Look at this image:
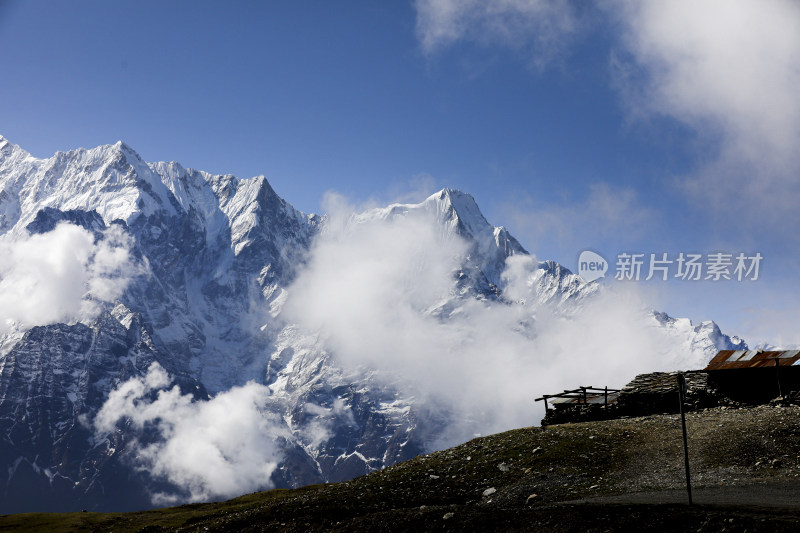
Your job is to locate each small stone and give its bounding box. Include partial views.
[429,475,440,479]
[482,487,497,497]
[443,512,454,520]
[588,485,600,490]
[498,463,510,472]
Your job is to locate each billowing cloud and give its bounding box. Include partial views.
[94,363,286,505]
[0,223,146,334]
[283,199,700,449]
[611,0,800,214]
[414,0,800,224]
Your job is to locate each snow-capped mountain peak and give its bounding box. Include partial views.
[0,136,748,512]
[424,188,494,239]
[0,135,34,172]
[1,139,178,233]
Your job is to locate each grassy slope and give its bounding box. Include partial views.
[4,405,800,532]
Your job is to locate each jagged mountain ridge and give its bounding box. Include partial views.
[0,135,745,512]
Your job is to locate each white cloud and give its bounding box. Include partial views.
[299,399,355,450]
[283,200,698,449]
[610,0,800,214]
[415,0,800,224]
[94,363,286,505]
[414,0,578,68]
[0,223,146,334]
[500,254,538,303]
[613,0,800,160]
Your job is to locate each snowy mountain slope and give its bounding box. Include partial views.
[0,136,320,510]
[1,135,317,389]
[0,135,746,512]
[653,311,747,369]
[0,305,192,512]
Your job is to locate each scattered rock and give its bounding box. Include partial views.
[67,404,800,531]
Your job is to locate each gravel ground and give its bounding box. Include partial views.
[185,404,800,532]
[5,405,800,532]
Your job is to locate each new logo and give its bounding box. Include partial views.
[577,250,608,282]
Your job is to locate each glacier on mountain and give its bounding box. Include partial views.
[0,135,747,512]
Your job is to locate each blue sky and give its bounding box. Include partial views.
[2,0,799,346]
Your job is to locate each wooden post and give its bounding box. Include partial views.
[677,373,692,505]
[604,386,608,409]
[776,358,783,399]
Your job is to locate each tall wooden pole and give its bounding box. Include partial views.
[677,373,693,505]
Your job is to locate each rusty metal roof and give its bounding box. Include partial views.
[705,349,800,370]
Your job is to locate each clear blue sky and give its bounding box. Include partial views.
[2,0,798,346]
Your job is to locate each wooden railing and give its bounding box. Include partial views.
[535,386,621,412]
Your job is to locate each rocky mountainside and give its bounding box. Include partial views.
[0,135,746,512]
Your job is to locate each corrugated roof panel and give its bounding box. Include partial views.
[548,397,574,405]
[726,350,746,362]
[709,351,733,365]
[706,349,800,370]
[738,350,759,361]
[754,351,777,361]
